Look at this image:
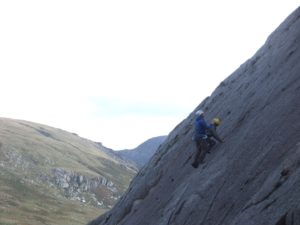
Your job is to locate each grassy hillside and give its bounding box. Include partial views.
[0,167,104,225]
[0,118,137,225]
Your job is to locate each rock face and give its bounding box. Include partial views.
[116,136,167,168]
[50,167,117,205]
[87,7,300,225]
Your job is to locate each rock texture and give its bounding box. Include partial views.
[116,136,167,168]
[87,7,300,225]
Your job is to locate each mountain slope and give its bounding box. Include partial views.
[87,7,300,225]
[0,118,137,225]
[116,136,167,168]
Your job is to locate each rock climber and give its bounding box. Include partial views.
[206,117,224,151]
[192,110,224,168]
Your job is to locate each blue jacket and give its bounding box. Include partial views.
[194,116,210,139]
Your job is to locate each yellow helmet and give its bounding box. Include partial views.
[212,118,221,126]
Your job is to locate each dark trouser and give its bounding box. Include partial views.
[192,137,209,167]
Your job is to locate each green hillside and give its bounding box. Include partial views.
[0,118,137,225]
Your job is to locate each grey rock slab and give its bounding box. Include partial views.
[87,7,300,225]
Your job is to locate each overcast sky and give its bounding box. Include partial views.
[0,1,299,150]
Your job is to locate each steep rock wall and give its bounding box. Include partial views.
[88,7,300,225]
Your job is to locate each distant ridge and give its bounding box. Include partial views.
[116,136,167,168]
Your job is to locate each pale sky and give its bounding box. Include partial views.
[0,1,299,150]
